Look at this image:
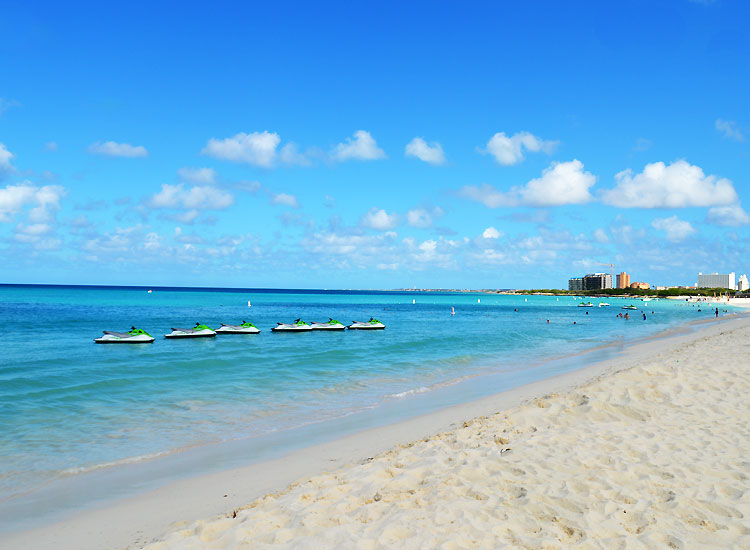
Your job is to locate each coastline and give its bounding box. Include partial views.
[4,314,748,550]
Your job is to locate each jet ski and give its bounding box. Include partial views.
[94,327,155,344]
[621,305,638,310]
[309,318,346,331]
[271,319,312,332]
[215,321,260,334]
[598,302,610,307]
[348,318,386,330]
[577,302,594,308]
[165,323,217,339]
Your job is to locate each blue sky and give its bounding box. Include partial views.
[1,0,748,289]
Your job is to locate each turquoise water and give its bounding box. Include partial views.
[0,285,722,527]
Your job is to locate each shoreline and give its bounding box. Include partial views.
[4,314,748,550]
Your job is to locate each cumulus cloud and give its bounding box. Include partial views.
[44,141,59,152]
[201,131,280,167]
[651,216,696,242]
[361,207,398,230]
[406,206,444,228]
[520,160,595,206]
[483,131,557,165]
[178,167,216,184]
[0,143,15,179]
[88,141,148,157]
[271,193,299,208]
[332,130,386,161]
[405,137,445,165]
[459,160,595,207]
[482,227,502,239]
[602,160,738,208]
[149,184,233,210]
[706,204,750,227]
[0,182,66,223]
[715,119,744,141]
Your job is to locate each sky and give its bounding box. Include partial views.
[1,0,749,289]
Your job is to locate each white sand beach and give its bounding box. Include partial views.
[5,317,749,550]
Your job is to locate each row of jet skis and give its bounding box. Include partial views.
[94,318,385,344]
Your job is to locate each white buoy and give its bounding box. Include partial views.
[412,299,416,304]
[478,298,481,304]
[451,307,455,315]
[524,298,527,302]
[247,301,251,307]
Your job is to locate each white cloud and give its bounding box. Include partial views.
[88,141,148,158]
[0,143,15,179]
[176,210,200,224]
[0,183,65,222]
[44,141,59,152]
[651,216,696,242]
[16,222,52,236]
[178,167,216,184]
[482,226,501,239]
[520,160,595,206]
[593,228,609,243]
[483,131,557,165]
[602,160,738,208]
[361,207,398,230]
[201,131,280,167]
[405,137,445,165]
[406,206,444,228]
[149,184,233,210]
[271,193,299,208]
[459,160,595,207]
[332,130,386,161]
[716,119,744,141]
[706,204,750,227]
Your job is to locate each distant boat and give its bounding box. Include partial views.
[622,305,638,310]
[598,302,610,307]
[577,302,594,307]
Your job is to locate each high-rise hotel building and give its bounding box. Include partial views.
[616,272,630,289]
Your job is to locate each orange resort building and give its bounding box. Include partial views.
[616,272,630,289]
[630,282,650,290]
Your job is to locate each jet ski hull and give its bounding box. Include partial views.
[165,329,217,338]
[347,323,386,330]
[271,325,312,332]
[94,335,154,344]
[309,323,346,331]
[215,326,260,334]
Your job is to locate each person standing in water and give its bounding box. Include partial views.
[715,307,719,318]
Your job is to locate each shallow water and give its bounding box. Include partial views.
[0,285,720,520]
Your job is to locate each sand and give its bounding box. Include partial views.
[137,318,750,549]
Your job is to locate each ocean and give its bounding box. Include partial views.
[0,284,723,531]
